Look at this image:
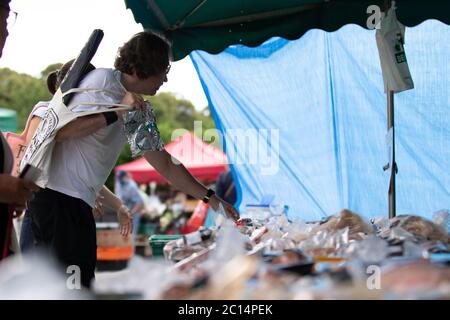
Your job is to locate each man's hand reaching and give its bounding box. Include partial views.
[117,204,133,238]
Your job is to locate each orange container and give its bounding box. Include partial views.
[96,223,134,261]
[97,246,134,261]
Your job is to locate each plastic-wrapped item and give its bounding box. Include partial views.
[164,238,197,262]
[259,223,284,243]
[210,202,228,227]
[389,215,449,243]
[354,235,389,263]
[173,244,215,272]
[268,214,290,230]
[208,219,248,265]
[236,224,255,236]
[330,227,350,251]
[235,218,257,237]
[249,226,268,244]
[298,230,328,257]
[433,209,450,232]
[280,234,298,249]
[380,259,450,298]
[268,202,288,217]
[262,238,288,255]
[310,228,349,255]
[182,227,215,246]
[424,241,450,254]
[162,238,180,259]
[122,102,164,157]
[298,227,350,257]
[172,242,215,262]
[163,229,216,262]
[201,255,259,300]
[371,216,390,234]
[0,251,89,299]
[313,209,373,240]
[402,241,429,259]
[94,256,186,299]
[235,218,253,227]
[386,226,415,242]
[242,204,272,222]
[251,232,297,256]
[283,219,316,243]
[168,245,196,262]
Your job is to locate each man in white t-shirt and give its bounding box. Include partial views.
[28,31,239,289]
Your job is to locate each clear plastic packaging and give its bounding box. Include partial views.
[122,102,164,157]
[354,235,389,263]
[208,219,247,265]
[242,204,272,222]
[94,256,185,299]
[268,214,291,230]
[432,209,450,232]
[371,216,391,234]
[313,209,373,241]
[0,251,89,299]
[262,238,286,255]
[387,226,416,241]
[402,241,429,259]
[210,202,228,227]
[298,227,350,257]
[204,255,260,300]
[389,215,449,243]
[380,259,450,298]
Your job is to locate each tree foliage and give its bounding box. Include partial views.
[40,63,63,79]
[0,68,52,130]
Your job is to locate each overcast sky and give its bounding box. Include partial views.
[0,0,208,109]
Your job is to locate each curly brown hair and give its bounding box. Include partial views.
[114,31,171,79]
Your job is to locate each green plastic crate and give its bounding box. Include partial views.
[148,234,182,257]
[138,222,158,236]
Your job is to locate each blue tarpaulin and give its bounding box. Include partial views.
[190,20,450,222]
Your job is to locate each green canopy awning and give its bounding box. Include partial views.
[125,0,450,61]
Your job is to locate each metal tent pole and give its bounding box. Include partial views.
[387,90,396,218]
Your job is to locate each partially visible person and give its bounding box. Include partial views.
[1,0,39,260]
[215,166,237,205]
[0,134,38,259]
[201,167,237,229]
[115,170,145,235]
[20,60,96,252]
[20,60,133,251]
[0,0,11,57]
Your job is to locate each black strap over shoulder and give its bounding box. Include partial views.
[60,29,104,105]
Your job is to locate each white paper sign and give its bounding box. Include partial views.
[376,2,414,93]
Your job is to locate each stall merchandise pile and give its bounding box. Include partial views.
[94,209,450,300]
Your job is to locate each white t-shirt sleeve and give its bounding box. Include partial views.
[67,68,126,113]
[31,102,49,119]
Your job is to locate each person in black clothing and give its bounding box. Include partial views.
[215,166,237,205]
[0,0,39,260]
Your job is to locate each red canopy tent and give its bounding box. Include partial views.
[115,132,227,184]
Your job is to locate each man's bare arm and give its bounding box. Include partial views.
[55,114,107,141]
